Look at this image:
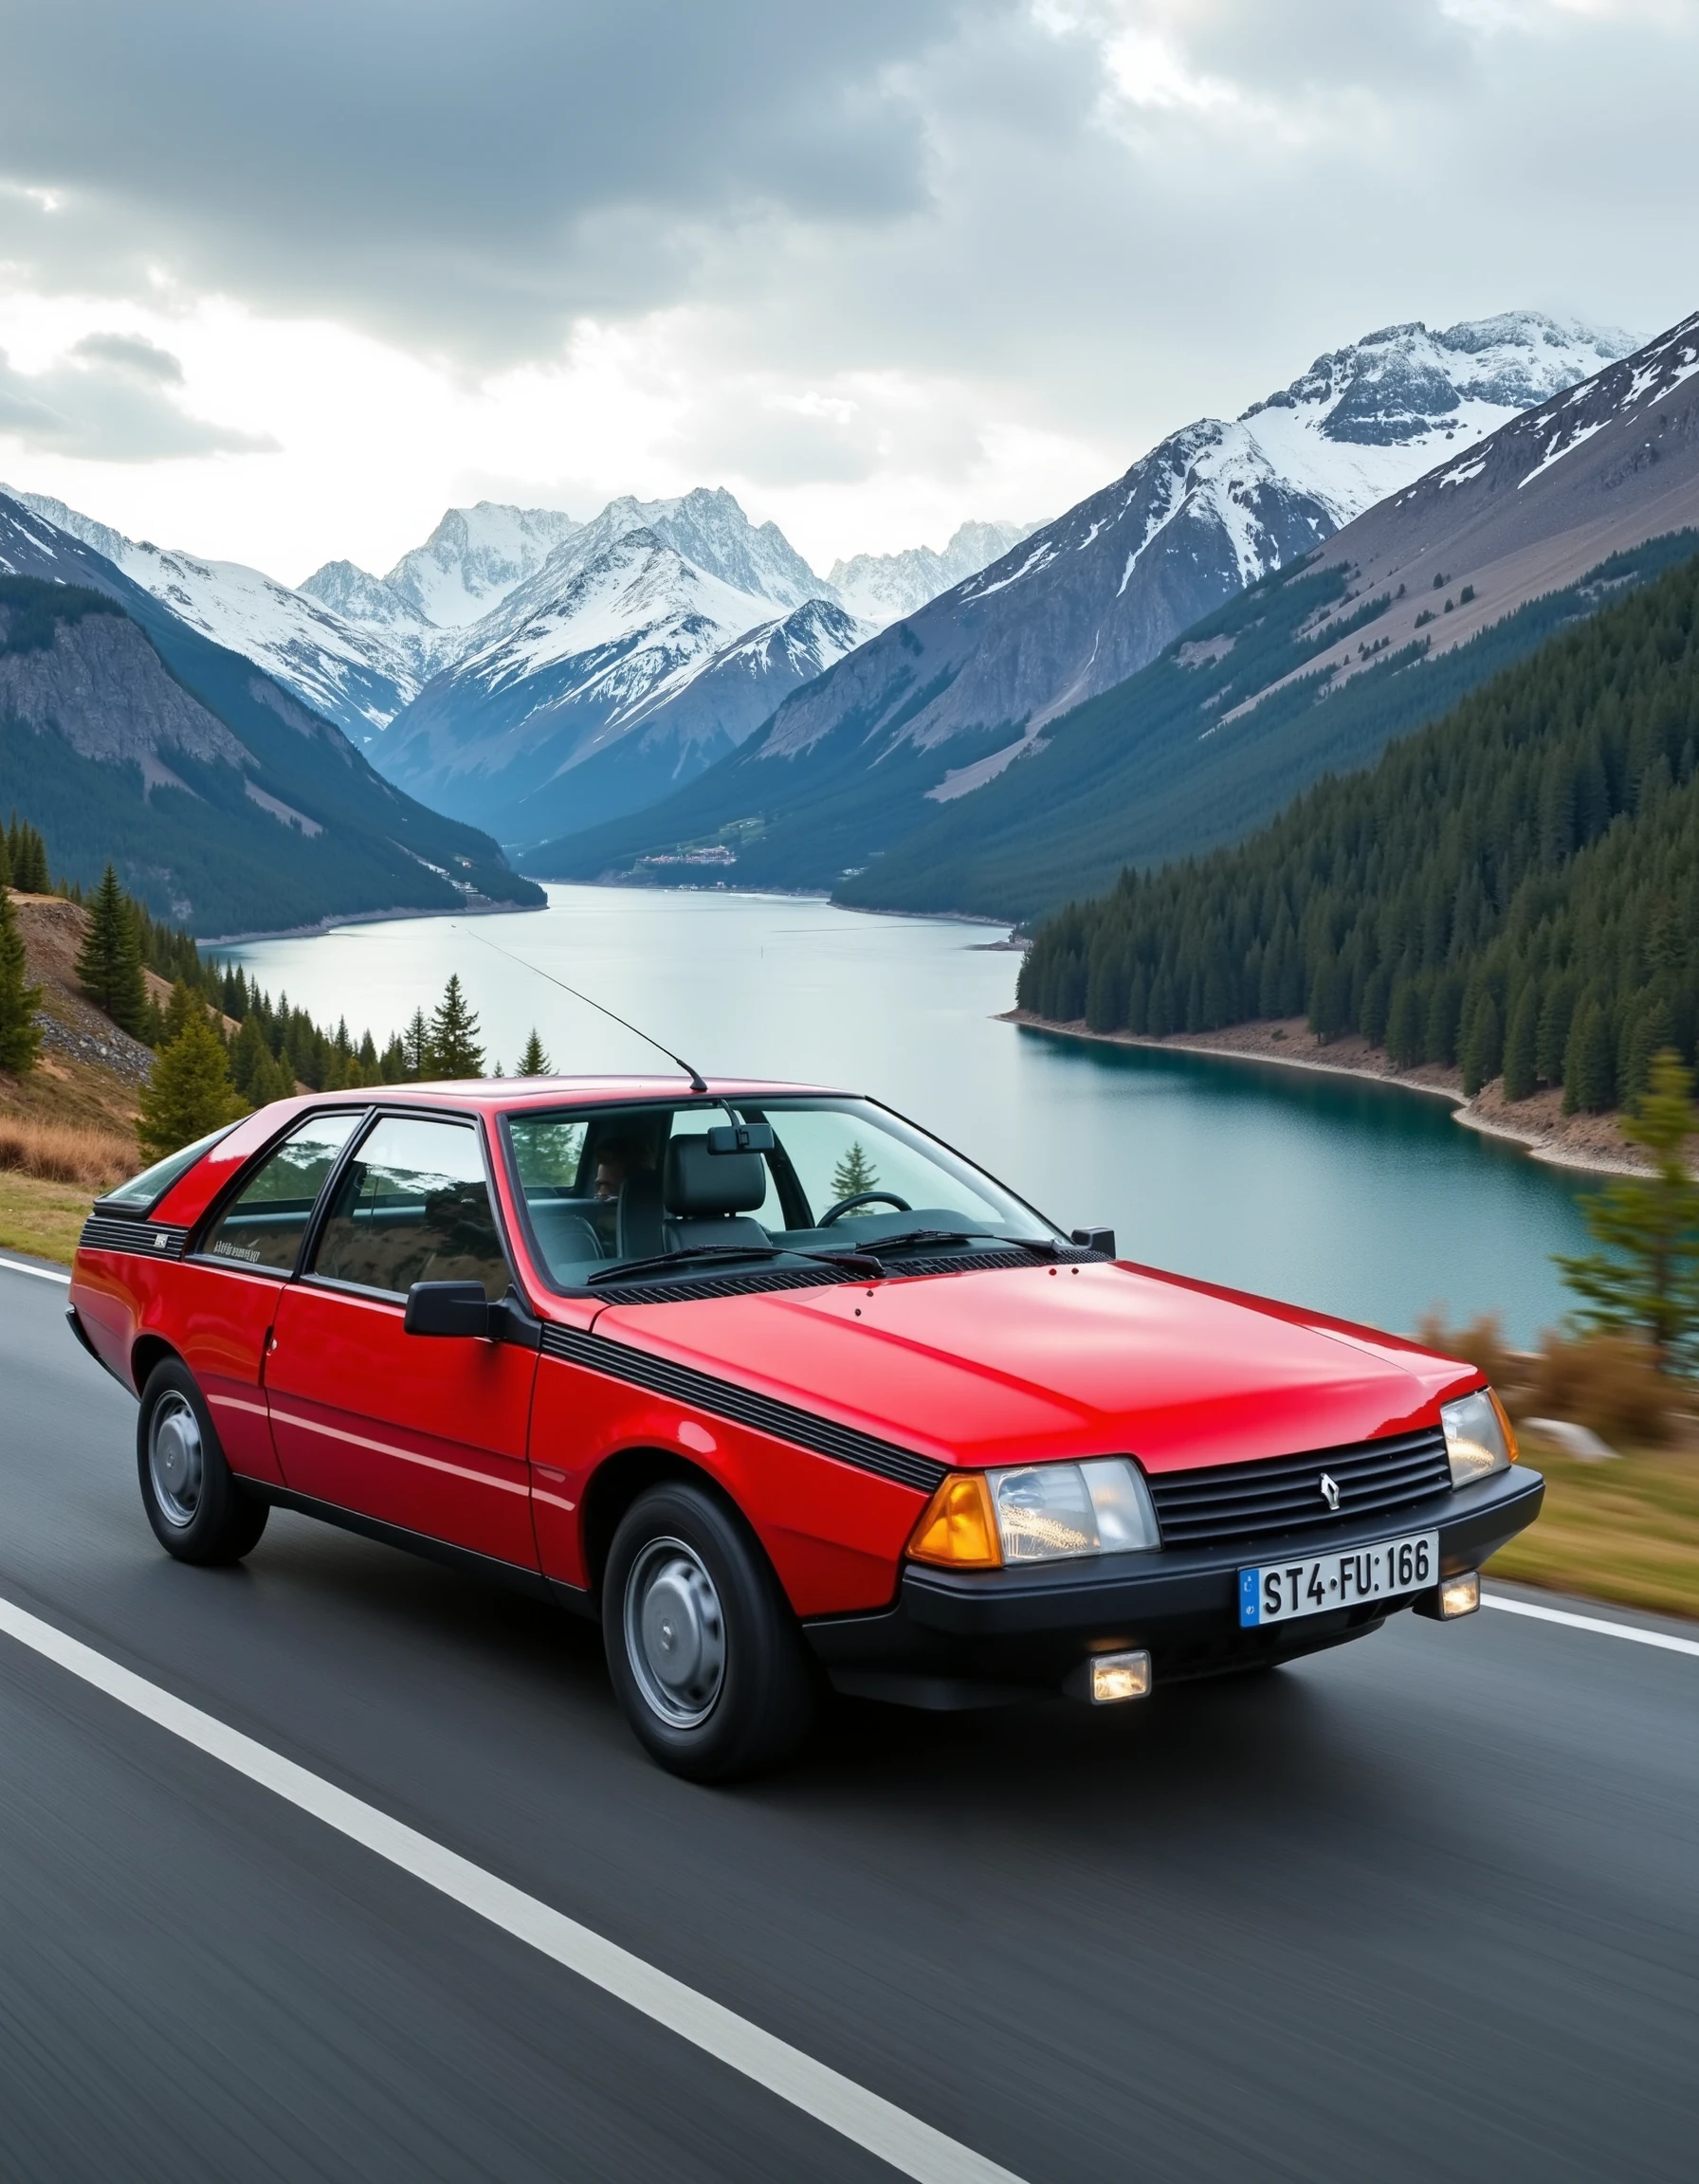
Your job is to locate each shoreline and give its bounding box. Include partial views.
[198,894,547,950]
[527,871,1018,931]
[1001,1010,1646,1176]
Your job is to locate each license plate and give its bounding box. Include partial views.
[1238,1531,1438,1627]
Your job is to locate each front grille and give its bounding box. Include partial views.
[1148,1427,1451,1551]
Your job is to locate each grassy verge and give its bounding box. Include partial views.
[1489,1441,1699,1623]
[0,1170,95,1266]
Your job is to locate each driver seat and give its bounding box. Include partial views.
[661,1137,769,1253]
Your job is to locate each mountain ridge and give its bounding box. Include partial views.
[521,310,1637,893]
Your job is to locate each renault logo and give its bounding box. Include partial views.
[1319,1472,1342,1512]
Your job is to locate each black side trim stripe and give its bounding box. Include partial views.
[79,1216,189,1260]
[541,1323,947,1495]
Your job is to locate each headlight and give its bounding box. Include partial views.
[907,1457,1160,1568]
[1440,1388,1516,1487]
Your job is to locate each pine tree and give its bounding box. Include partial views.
[137,1012,247,1160]
[1556,1051,1699,1370]
[830,1140,881,1201]
[76,864,149,1036]
[227,1013,272,1101]
[0,881,44,1074]
[425,974,484,1078]
[518,1028,551,1076]
[402,1009,429,1081]
[161,978,202,1046]
[1462,992,1502,1097]
[246,1046,299,1106]
[7,820,49,894]
[1503,984,1539,1102]
[0,828,11,890]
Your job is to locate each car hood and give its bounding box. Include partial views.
[590,1260,1478,1475]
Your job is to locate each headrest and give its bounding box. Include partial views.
[664,1136,766,1216]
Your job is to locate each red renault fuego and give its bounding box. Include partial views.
[67,1077,1542,1778]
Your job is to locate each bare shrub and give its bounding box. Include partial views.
[0,1116,137,1192]
[1414,1310,1525,1397]
[1525,1332,1672,1447]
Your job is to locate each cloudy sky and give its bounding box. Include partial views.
[1,0,1694,585]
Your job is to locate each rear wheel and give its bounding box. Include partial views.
[602,1482,815,1781]
[137,1359,269,1565]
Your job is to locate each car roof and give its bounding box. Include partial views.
[283,1075,851,1114]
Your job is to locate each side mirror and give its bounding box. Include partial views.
[1071,1226,1117,1258]
[707,1121,776,1155]
[404,1280,493,1338]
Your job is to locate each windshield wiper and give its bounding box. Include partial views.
[877,1228,1064,1257]
[586,1243,884,1285]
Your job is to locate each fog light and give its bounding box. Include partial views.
[1088,1649,1151,1703]
[1437,1571,1480,1620]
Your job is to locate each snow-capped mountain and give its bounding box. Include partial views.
[755,314,1635,773]
[3,487,424,740]
[830,520,1040,629]
[501,595,867,840]
[527,310,1639,888]
[0,472,1033,837]
[374,503,868,841]
[300,500,584,678]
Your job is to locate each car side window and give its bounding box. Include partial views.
[310,1115,511,1301]
[199,1112,363,1273]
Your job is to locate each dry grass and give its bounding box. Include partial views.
[0,1114,137,1192]
[0,1169,99,1266]
[1489,1442,1699,1623]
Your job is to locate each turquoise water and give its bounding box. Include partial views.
[230,884,1600,1344]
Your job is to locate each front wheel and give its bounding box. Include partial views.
[602,1482,815,1781]
[137,1359,269,1565]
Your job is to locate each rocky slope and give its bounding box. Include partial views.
[6,487,423,741]
[0,518,541,935]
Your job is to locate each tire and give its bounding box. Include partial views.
[602,1481,815,1782]
[137,1358,270,1565]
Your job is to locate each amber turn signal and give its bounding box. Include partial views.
[905,1472,1002,1568]
[1489,1387,1520,1465]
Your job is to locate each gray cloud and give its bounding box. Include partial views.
[0,1,971,357]
[0,340,275,460]
[2,2,1697,511]
[69,331,186,382]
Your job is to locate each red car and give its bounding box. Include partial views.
[67,1078,1542,1778]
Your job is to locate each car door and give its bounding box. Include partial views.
[181,1109,367,1483]
[265,1110,540,1569]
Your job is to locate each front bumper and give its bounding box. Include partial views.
[804,1465,1544,1708]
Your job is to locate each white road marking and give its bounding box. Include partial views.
[1483,1592,1699,1658]
[0,1257,71,1285]
[0,1592,1024,2184]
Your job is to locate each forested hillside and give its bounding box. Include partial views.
[1018,546,1699,1116]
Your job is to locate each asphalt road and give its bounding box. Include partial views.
[1,1259,1695,2183]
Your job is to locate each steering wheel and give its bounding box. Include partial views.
[819,1191,912,1227]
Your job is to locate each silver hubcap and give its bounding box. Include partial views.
[149,1392,204,1527]
[624,1538,726,1728]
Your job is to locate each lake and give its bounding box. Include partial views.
[230,884,1601,1344]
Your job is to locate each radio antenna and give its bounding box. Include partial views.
[455,926,708,1093]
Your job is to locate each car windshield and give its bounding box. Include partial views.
[505,1096,1058,1288]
